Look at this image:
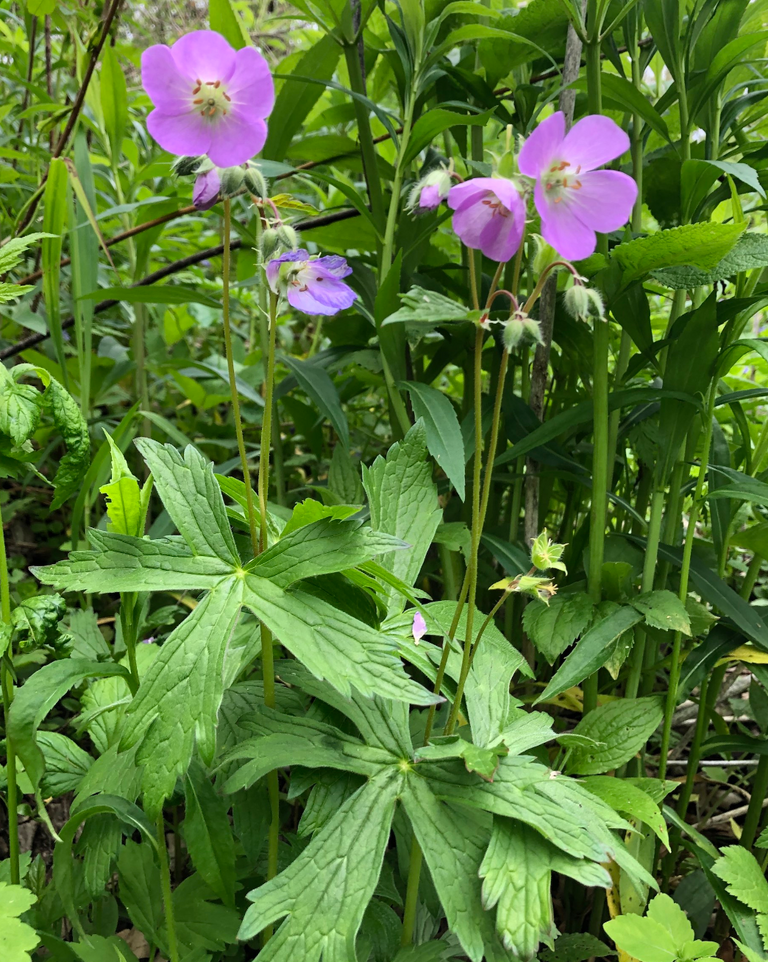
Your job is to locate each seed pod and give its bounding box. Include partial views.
[276,223,300,251]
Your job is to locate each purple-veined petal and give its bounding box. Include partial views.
[518,112,566,176]
[141,45,191,113]
[412,611,427,643]
[560,115,631,171]
[147,109,212,157]
[286,269,358,316]
[477,207,524,262]
[170,30,237,84]
[564,170,638,232]
[315,255,352,278]
[193,169,221,210]
[207,115,268,167]
[487,178,525,219]
[448,177,496,211]
[227,46,275,119]
[451,196,493,250]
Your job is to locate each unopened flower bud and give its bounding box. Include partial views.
[522,318,544,345]
[531,234,558,275]
[244,165,269,199]
[276,223,300,251]
[259,228,280,260]
[564,283,605,322]
[219,166,246,198]
[193,169,220,211]
[408,168,452,211]
[173,155,206,176]
[503,319,524,351]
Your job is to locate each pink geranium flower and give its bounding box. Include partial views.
[447,177,525,262]
[141,31,274,168]
[518,111,637,261]
[266,250,357,316]
[412,611,427,644]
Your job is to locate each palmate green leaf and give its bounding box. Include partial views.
[171,874,240,953]
[77,814,123,900]
[540,933,616,962]
[603,913,677,962]
[120,579,244,816]
[34,531,234,593]
[581,776,671,848]
[281,353,350,449]
[0,367,41,445]
[117,839,164,948]
[183,759,236,908]
[247,518,405,588]
[567,697,664,775]
[45,376,91,509]
[480,819,610,959]
[362,421,442,615]
[135,439,240,562]
[401,384,466,500]
[612,223,744,283]
[243,575,437,704]
[239,772,401,960]
[0,882,40,962]
[8,658,129,794]
[712,846,768,916]
[383,286,481,326]
[38,731,93,797]
[221,709,392,792]
[523,593,596,663]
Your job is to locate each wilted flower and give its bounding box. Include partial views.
[447,177,526,262]
[412,611,427,644]
[266,249,357,316]
[518,111,637,261]
[409,168,452,211]
[193,168,220,210]
[141,31,274,167]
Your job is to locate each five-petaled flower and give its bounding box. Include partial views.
[518,111,637,261]
[266,250,357,316]
[141,31,274,168]
[447,177,526,263]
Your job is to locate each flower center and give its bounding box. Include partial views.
[544,160,583,203]
[191,78,232,120]
[481,193,510,218]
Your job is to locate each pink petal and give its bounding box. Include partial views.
[170,30,237,84]
[537,182,597,260]
[452,197,493,249]
[206,115,268,166]
[564,170,637,232]
[448,178,494,211]
[193,169,220,210]
[518,112,565,176]
[141,45,191,113]
[478,209,523,262]
[228,47,275,120]
[488,177,524,216]
[147,108,212,157]
[287,271,357,316]
[560,115,630,171]
[412,611,427,643]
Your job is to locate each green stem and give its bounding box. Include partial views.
[343,43,385,233]
[742,755,768,851]
[659,384,717,779]
[381,89,416,277]
[400,838,423,946]
[119,592,140,695]
[0,521,18,885]
[625,488,665,698]
[221,199,260,559]
[157,811,180,962]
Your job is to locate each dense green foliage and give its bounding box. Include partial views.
[4,0,768,961]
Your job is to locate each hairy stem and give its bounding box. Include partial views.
[157,811,180,962]
[0,520,18,885]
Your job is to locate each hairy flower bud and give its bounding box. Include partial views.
[276,223,300,252]
[259,228,280,260]
[408,168,452,211]
[564,283,605,322]
[219,165,246,198]
[172,155,206,176]
[502,319,524,351]
[244,165,269,200]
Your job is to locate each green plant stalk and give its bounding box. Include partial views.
[221,200,260,559]
[677,664,725,818]
[742,554,763,601]
[658,385,718,779]
[0,519,18,885]
[119,591,140,695]
[157,811,180,962]
[742,755,768,850]
[343,42,385,233]
[259,291,282,912]
[381,87,416,277]
[400,838,423,946]
[625,488,665,698]
[583,19,608,715]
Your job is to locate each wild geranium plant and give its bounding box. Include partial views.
[3,3,768,962]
